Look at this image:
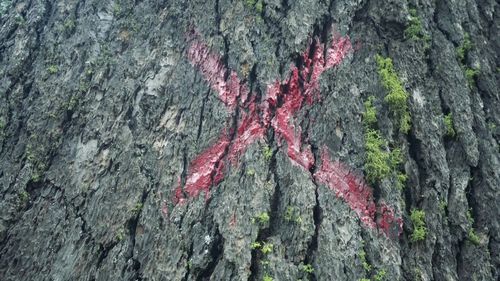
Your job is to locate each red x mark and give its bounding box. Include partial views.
[171,28,402,237]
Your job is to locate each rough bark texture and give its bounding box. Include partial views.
[0,0,499,280]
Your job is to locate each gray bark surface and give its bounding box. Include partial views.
[0,0,498,280]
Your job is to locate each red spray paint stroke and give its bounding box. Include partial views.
[175,29,403,237]
[314,147,377,228]
[182,134,230,200]
[186,39,248,109]
[263,35,353,169]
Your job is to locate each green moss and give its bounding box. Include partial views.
[131,203,143,214]
[439,200,447,213]
[63,19,76,31]
[362,95,406,188]
[375,55,411,134]
[255,0,263,13]
[404,9,423,40]
[116,228,125,241]
[373,269,387,281]
[404,8,431,49]
[301,263,314,274]
[251,241,261,249]
[358,250,372,272]
[466,209,474,224]
[255,212,270,224]
[246,168,256,176]
[263,274,273,281]
[284,206,293,221]
[113,3,122,17]
[47,65,59,74]
[246,0,256,6]
[262,145,273,161]
[260,259,270,266]
[468,228,480,245]
[18,190,29,204]
[443,113,455,137]
[364,129,391,184]
[488,122,496,131]
[456,33,472,63]
[363,96,378,127]
[396,172,408,190]
[410,209,427,242]
[261,242,273,254]
[465,67,480,87]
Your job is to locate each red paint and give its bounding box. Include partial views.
[161,200,169,218]
[229,212,237,227]
[314,147,377,228]
[183,134,230,199]
[175,28,403,236]
[314,147,402,235]
[377,204,404,236]
[187,38,243,109]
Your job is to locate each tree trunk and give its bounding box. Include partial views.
[0,0,498,280]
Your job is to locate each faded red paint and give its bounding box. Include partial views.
[181,134,230,200]
[174,29,403,236]
[377,204,404,236]
[229,212,237,227]
[314,147,377,228]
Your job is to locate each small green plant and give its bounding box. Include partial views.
[364,129,391,184]
[439,200,447,212]
[251,241,262,249]
[375,55,411,133]
[263,274,273,281]
[284,206,294,221]
[66,95,79,111]
[260,259,270,266]
[283,206,302,224]
[468,228,480,245]
[246,0,263,13]
[261,242,273,254]
[116,228,125,241]
[18,190,29,204]
[396,172,407,190]
[262,145,273,161]
[363,96,378,127]
[465,67,480,87]
[373,269,387,281]
[47,65,59,74]
[358,250,372,272]
[466,209,474,224]
[456,33,472,63]
[131,203,143,214]
[254,212,270,224]
[79,80,90,93]
[113,3,122,16]
[410,209,427,242]
[443,113,455,137]
[404,9,430,44]
[85,68,94,76]
[14,14,26,26]
[488,122,497,131]
[301,263,314,274]
[63,19,76,31]
[359,279,371,281]
[246,168,256,176]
